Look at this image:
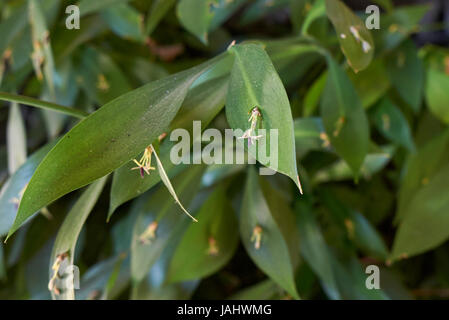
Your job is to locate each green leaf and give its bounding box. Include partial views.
[7,102,26,174]
[320,56,370,176]
[0,242,5,281]
[294,117,326,157]
[373,98,415,151]
[78,0,131,17]
[240,167,300,299]
[425,68,449,124]
[145,0,176,36]
[167,186,238,282]
[387,40,424,113]
[0,140,57,237]
[102,3,145,42]
[49,176,107,300]
[303,71,327,117]
[325,0,374,72]
[226,43,302,192]
[108,75,229,217]
[295,201,341,299]
[301,0,326,35]
[131,165,205,283]
[392,164,449,261]
[348,59,390,109]
[229,280,281,300]
[177,0,215,44]
[7,55,224,239]
[396,129,449,222]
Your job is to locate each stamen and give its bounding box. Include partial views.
[139,221,158,245]
[251,225,263,250]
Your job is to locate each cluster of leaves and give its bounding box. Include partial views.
[0,0,448,300]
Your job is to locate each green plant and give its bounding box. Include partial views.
[0,0,448,300]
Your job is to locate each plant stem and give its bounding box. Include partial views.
[0,92,89,119]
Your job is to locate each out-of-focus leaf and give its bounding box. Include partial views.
[348,59,390,109]
[7,102,26,174]
[145,0,176,36]
[240,0,290,26]
[294,117,326,157]
[109,75,228,217]
[0,140,57,237]
[325,0,374,72]
[392,164,449,261]
[396,129,449,222]
[240,167,300,299]
[295,201,340,299]
[0,242,5,281]
[373,98,415,151]
[8,55,223,239]
[102,3,145,42]
[78,0,131,17]
[131,165,205,283]
[313,145,395,184]
[177,0,214,44]
[387,40,424,113]
[167,187,238,282]
[425,68,449,124]
[226,43,302,192]
[320,55,370,176]
[49,176,107,300]
[229,280,281,300]
[303,71,326,117]
[301,0,326,35]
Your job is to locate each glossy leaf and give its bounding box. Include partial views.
[240,167,300,299]
[49,176,107,300]
[8,55,224,239]
[7,103,27,174]
[325,0,374,72]
[226,43,302,192]
[320,56,370,176]
[108,75,229,216]
[167,187,238,282]
[177,0,214,44]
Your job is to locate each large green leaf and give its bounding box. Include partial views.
[49,176,107,300]
[240,167,300,299]
[396,129,449,222]
[8,55,224,239]
[320,56,370,176]
[226,43,302,192]
[392,164,449,261]
[0,140,57,237]
[325,0,374,72]
[131,165,205,283]
[167,186,238,282]
[108,75,229,217]
[101,3,145,42]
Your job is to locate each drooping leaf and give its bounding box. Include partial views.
[0,140,57,237]
[240,167,300,299]
[325,0,374,72]
[6,102,26,175]
[131,165,205,283]
[373,98,415,151]
[226,43,302,192]
[49,176,108,300]
[320,55,370,176]
[392,164,449,261]
[167,186,238,282]
[8,55,224,239]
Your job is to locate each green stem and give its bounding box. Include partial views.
[0,92,89,119]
